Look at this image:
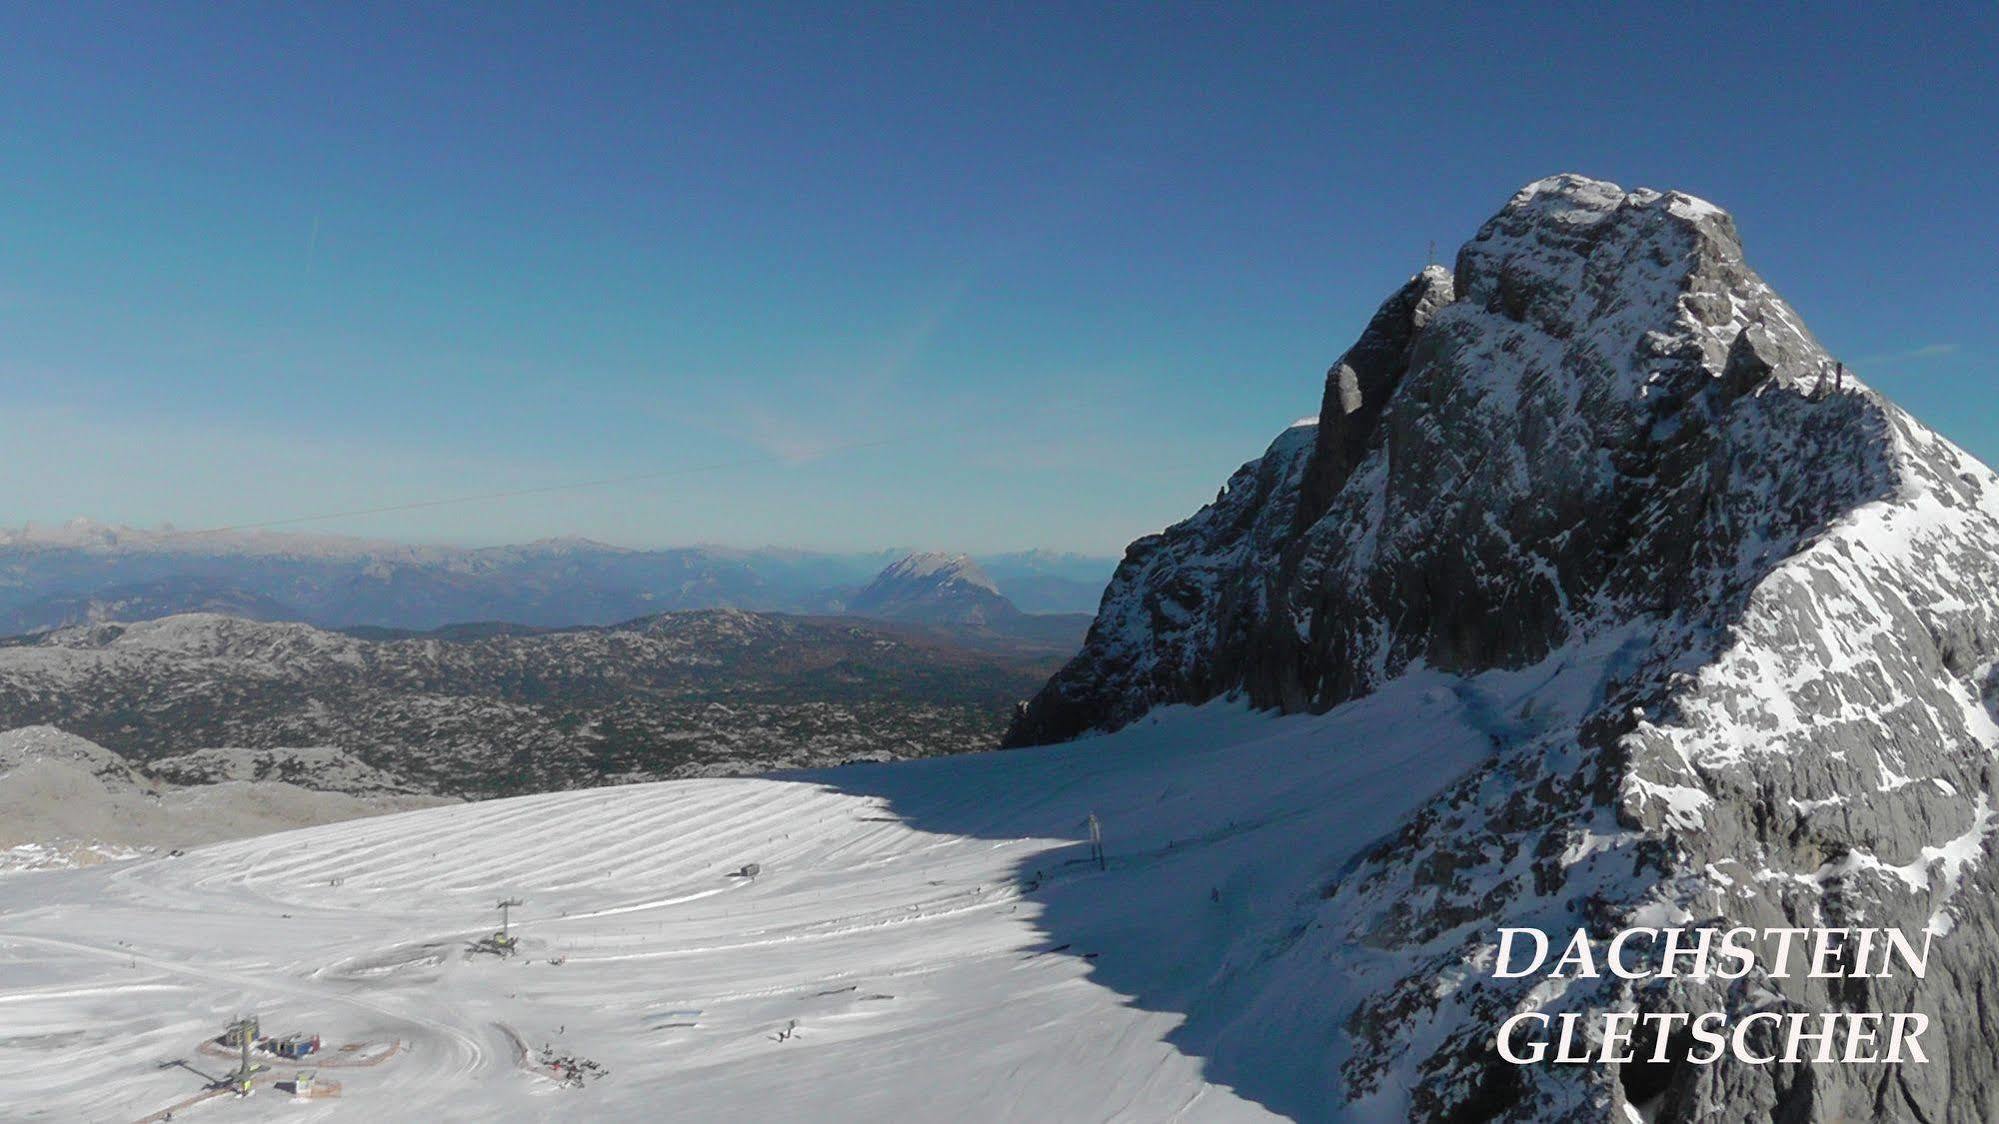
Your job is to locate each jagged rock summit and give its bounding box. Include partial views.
[849,551,1017,625]
[1005,175,1999,1121]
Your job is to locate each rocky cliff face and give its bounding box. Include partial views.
[1005,175,1999,1121]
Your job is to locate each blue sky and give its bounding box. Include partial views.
[2,4,1993,553]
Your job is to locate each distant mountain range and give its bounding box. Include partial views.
[0,521,1115,634]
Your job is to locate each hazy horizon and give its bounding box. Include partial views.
[0,516,1123,563]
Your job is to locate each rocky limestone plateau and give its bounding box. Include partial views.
[0,608,1060,798]
[1007,175,1999,1121]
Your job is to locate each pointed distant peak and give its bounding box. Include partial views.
[879,551,999,594]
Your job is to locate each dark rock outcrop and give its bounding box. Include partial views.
[1295,264,1457,530]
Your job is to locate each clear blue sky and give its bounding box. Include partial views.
[2,4,1993,554]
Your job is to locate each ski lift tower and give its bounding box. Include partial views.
[494,897,524,951]
[221,1015,262,1095]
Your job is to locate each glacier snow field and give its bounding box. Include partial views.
[0,674,1531,1122]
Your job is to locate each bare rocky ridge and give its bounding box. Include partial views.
[0,726,449,871]
[0,724,153,789]
[146,745,429,796]
[1006,175,1999,1121]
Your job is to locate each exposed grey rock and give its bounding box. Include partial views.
[0,725,151,790]
[1005,174,1999,1121]
[146,744,425,796]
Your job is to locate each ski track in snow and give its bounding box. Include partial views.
[0,679,1502,1122]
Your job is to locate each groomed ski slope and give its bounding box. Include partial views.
[0,660,1605,1122]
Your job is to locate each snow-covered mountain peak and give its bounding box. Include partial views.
[1003,176,1999,1119]
[1014,174,1895,743]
